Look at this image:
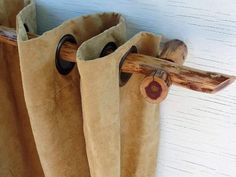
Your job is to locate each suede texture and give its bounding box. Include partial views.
[0,0,160,177]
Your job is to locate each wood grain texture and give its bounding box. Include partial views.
[35,0,236,176]
[124,53,235,93]
[140,69,171,104]
[2,27,233,96]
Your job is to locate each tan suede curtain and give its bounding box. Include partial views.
[0,0,160,177]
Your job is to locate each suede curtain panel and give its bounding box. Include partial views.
[0,0,160,177]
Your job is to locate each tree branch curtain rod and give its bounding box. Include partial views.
[0,26,235,103]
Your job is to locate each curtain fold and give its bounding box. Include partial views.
[77,32,161,177]
[0,0,160,177]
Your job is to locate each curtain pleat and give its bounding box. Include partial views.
[77,32,161,177]
[0,0,160,177]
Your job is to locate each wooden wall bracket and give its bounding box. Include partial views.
[0,26,235,104]
[139,39,186,104]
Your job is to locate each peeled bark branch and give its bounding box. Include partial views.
[0,25,235,96]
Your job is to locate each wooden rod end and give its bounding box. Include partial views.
[140,69,171,104]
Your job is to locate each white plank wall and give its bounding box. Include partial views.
[35,0,236,176]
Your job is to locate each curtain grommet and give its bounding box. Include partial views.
[100,42,117,57]
[23,23,29,32]
[55,34,77,75]
[119,46,137,87]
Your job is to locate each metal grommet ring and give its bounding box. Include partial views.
[55,34,77,75]
[100,42,117,57]
[119,45,137,87]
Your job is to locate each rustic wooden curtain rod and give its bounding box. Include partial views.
[0,26,235,104]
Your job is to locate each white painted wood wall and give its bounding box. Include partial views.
[35,0,236,176]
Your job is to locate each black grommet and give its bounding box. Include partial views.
[100,42,117,57]
[55,34,77,75]
[119,46,137,87]
[23,23,29,32]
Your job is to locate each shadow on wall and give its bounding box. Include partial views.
[35,0,166,38]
